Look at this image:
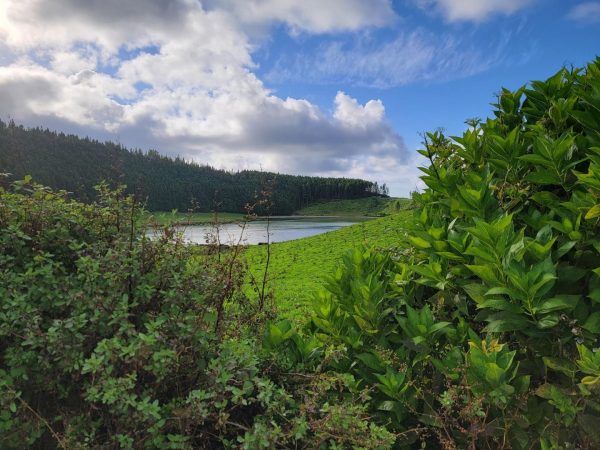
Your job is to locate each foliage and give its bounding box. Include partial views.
[0,178,394,449]
[265,58,600,448]
[0,120,384,214]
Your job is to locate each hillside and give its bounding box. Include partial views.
[0,120,385,214]
[243,211,412,323]
[295,196,412,217]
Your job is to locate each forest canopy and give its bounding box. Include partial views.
[0,120,388,215]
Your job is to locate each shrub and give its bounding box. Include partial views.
[283,58,600,448]
[0,178,396,449]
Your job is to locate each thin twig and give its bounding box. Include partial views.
[17,396,67,450]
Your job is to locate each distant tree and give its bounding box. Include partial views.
[0,119,385,214]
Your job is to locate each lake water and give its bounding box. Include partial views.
[170,216,369,245]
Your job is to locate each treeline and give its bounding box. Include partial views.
[0,120,387,214]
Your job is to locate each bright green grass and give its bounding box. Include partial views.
[244,211,413,323]
[143,211,245,226]
[295,197,412,217]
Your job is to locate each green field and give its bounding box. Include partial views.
[244,211,412,323]
[143,210,245,226]
[143,197,413,227]
[295,196,412,217]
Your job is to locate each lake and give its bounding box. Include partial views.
[169,216,370,245]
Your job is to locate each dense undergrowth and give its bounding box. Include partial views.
[2,57,600,449]
[266,58,600,448]
[0,180,393,449]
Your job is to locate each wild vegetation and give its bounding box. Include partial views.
[0,179,394,449]
[2,58,600,448]
[0,121,386,214]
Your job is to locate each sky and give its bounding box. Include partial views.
[0,1,599,196]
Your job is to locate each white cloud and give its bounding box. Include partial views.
[0,0,414,195]
[203,0,396,33]
[266,30,511,88]
[416,0,533,22]
[567,2,600,23]
[334,92,385,129]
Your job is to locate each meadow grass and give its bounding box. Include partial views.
[143,210,245,226]
[244,211,412,323]
[295,197,412,217]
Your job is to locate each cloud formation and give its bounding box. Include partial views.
[0,0,411,192]
[204,0,396,34]
[415,0,533,22]
[266,30,511,88]
[567,2,600,23]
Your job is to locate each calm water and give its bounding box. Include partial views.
[172,216,369,245]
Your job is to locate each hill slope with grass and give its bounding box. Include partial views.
[295,196,412,217]
[244,211,412,322]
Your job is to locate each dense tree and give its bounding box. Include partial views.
[0,120,388,214]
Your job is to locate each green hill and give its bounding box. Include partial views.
[295,196,412,217]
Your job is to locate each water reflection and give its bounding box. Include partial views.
[170,217,370,245]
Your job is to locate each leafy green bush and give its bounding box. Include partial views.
[268,58,600,448]
[0,179,394,449]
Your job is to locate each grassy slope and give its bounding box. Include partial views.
[295,197,412,217]
[145,198,413,226]
[143,211,245,226]
[244,211,412,323]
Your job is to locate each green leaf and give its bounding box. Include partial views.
[409,236,431,249]
[585,204,600,220]
[478,298,523,314]
[377,400,397,411]
[484,315,530,332]
[429,321,452,334]
[535,383,554,400]
[583,312,600,333]
[581,376,600,385]
[536,314,560,329]
[588,288,600,305]
[519,154,551,166]
[486,286,520,298]
[535,296,579,314]
[466,264,499,284]
[525,171,562,185]
[555,240,577,258]
[531,191,561,206]
[356,352,384,372]
[542,357,577,378]
[463,283,487,304]
[435,251,464,261]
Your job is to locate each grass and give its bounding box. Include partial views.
[144,197,413,226]
[295,197,412,217]
[244,211,413,324]
[143,211,245,226]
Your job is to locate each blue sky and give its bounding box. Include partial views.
[254,0,599,151]
[0,0,599,195]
